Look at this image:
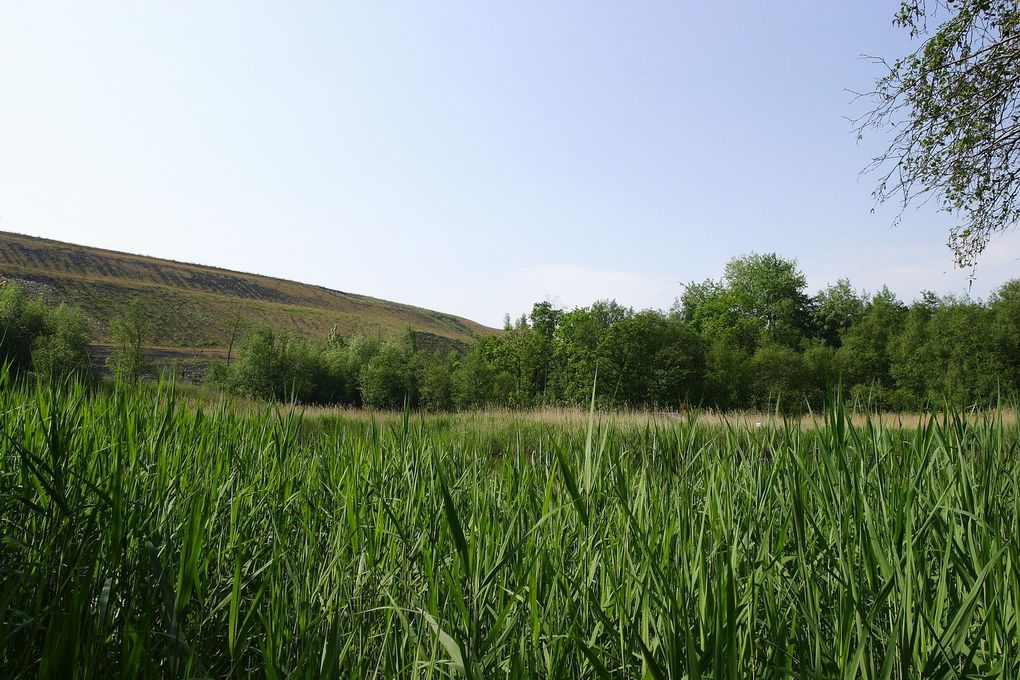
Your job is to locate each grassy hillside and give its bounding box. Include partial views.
[0,231,496,361]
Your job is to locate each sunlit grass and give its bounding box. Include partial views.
[1,371,1017,677]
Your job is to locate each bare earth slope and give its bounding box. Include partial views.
[0,231,496,369]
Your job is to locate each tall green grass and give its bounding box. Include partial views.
[1,371,1017,677]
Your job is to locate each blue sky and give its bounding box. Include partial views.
[1,1,1017,327]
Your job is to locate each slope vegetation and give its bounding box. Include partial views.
[0,231,495,365]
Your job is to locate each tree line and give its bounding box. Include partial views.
[208,253,1020,412]
[3,252,1019,413]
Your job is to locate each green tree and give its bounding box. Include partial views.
[319,333,369,405]
[0,283,93,380]
[107,300,153,383]
[751,344,809,413]
[651,316,706,407]
[802,342,838,408]
[724,253,812,348]
[226,325,285,400]
[487,314,536,406]
[528,301,561,399]
[858,0,1020,266]
[682,254,812,352]
[990,279,1020,390]
[0,283,48,374]
[419,354,455,411]
[703,335,753,410]
[32,304,93,380]
[837,287,906,400]
[453,343,498,409]
[598,310,691,407]
[674,279,726,324]
[551,300,631,404]
[918,298,1003,406]
[360,342,418,409]
[887,298,934,407]
[813,279,866,348]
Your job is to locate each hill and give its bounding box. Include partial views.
[0,231,496,373]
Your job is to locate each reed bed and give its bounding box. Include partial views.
[1,373,1018,677]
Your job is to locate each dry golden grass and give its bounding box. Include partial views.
[182,390,1016,431]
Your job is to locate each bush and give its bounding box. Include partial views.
[107,300,153,384]
[32,304,93,379]
[0,283,93,381]
[360,342,418,409]
[225,325,331,403]
[0,283,48,374]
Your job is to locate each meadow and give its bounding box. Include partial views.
[1,373,1018,678]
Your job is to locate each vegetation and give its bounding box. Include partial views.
[106,299,154,384]
[3,249,1019,676]
[0,230,495,352]
[213,254,1020,414]
[1,375,1017,676]
[5,246,1020,414]
[5,234,1019,415]
[0,281,92,381]
[858,0,1020,266]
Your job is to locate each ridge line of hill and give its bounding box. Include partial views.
[0,230,498,377]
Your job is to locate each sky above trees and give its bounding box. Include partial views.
[1,1,1018,327]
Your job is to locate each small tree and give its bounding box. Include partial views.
[0,282,47,374]
[360,342,417,409]
[107,300,153,383]
[33,304,94,380]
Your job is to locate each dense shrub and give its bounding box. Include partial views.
[0,282,93,380]
[216,325,350,403]
[360,342,418,409]
[0,283,48,374]
[32,305,93,379]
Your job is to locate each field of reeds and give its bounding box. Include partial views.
[1,373,1018,678]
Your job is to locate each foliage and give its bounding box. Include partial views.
[858,0,1020,266]
[681,253,813,352]
[750,344,809,411]
[2,377,1018,676]
[213,252,1020,413]
[0,282,93,380]
[837,287,906,393]
[813,278,866,348]
[0,282,48,374]
[215,325,359,404]
[107,299,154,384]
[360,341,419,409]
[30,305,93,380]
[991,279,1020,387]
